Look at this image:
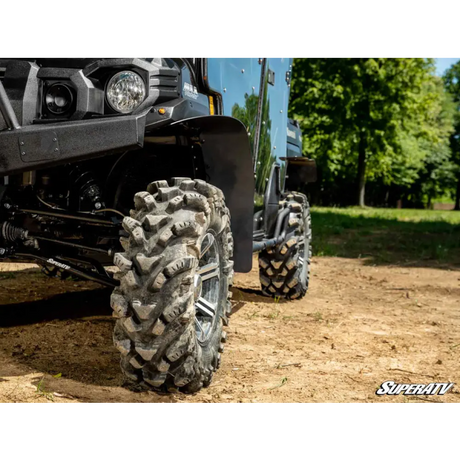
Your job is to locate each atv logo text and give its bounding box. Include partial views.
[183,82,199,100]
[47,258,71,270]
[376,380,454,396]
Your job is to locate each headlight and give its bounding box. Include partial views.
[106,71,146,113]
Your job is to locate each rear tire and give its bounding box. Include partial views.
[258,192,311,300]
[111,178,233,393]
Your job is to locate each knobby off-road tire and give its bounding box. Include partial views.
[258,192,311,300]
[110,178,233,393]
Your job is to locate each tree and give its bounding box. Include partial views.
[443,60,460,210]
[399,76,456,207]
[289,59,450,206]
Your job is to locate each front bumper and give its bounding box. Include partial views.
[0,64,209,177]
[0,77,149,177]
[0,111,147,177]
[0,98,210,177]
[0,94,210,177]
[0,57,183,177]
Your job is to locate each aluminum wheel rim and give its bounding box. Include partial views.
[297,214,309,281]
[194,232,221,343]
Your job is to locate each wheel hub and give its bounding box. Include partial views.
[194,232,221,343]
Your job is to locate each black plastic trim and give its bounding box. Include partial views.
[0,111,147,176]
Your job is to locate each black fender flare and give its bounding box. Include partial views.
[170,115,254,273]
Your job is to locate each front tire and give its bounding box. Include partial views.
[111,178,233,393]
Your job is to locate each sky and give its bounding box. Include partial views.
[435,58,459,76]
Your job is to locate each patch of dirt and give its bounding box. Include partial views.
[0,257,459,403]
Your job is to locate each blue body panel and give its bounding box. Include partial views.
[206,58,293,201]
[207,58,262,158]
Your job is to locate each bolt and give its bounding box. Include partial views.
[257,161,261,165]
[265,178,269,181]
[274,146,277,150]
[0,248,6,256]
[20,141,24,146]
[53,138,57,142]
[94,202,102,210]
[241,69,245,73]
[252,86,255,90]
[223,88,227,92]
[4,203,11,209]
[54,148,59,152]
[21,151,26,156]
[262,121,266,125]
[280,110,283,113]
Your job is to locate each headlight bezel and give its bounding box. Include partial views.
[105,70,146,114]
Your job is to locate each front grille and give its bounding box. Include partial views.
[149,72,179,102]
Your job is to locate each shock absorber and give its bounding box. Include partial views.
[68,165,105,211]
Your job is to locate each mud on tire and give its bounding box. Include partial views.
[258,192,311,300]
[111,178,233,393]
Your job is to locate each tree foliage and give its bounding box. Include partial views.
[443,61,460,209]
[289,58,457,207]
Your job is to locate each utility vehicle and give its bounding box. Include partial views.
[0,58,316,392]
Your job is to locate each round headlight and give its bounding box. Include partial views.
[106,71,146,113]
[45,83,74,115]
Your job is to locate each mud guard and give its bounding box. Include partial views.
[171,116,254,273]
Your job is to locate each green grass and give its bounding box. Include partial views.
[311,206,460,267]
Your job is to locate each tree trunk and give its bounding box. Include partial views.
[357,134,366,207]
[455,176,460,211]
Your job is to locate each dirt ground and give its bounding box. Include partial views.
[0,256,459,403]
